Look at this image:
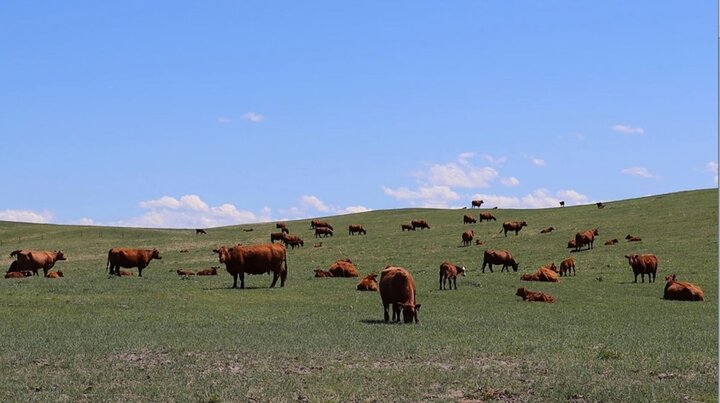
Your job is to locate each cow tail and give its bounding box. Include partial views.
[106,250,112,273]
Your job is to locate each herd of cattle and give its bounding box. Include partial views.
[3,202,706,323]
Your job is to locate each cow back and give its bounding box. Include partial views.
[228,244,286,275]
[380,266,416,305]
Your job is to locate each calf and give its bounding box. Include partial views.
[313,269,333,278]
[282,235,304,249]
[559,258,576,276]
[439,262,466,290]
[196,229,207,235]
[119,269,134,277]
[401,224,415,232]
[604,239,619,246]
[625,254,658,283]
[625,234,642,242]
[380,266,421,323]
[516,287,555,303]
[664,274,704,301]
[540,226,554,234]
[461,230,474,246]
[596,202,605,209]
[196,267,218,276]
[45,270,64,278]
[177,269,195,276]
[357,273,378,291]
[5,271,31,278]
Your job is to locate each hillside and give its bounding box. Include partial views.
[0,189,717,401]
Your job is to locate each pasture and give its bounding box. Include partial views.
[0,189,717,401]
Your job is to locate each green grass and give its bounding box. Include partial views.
[0,189,717,402]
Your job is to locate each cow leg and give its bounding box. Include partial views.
[280,269,287,287]
[392,304,401,322]
[239,273,245,289]
[270,272,279,288]
[231,273,239,288]
[383,304,390,322]
[452,278,457,290]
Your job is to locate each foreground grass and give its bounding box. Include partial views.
[0,189,717,401]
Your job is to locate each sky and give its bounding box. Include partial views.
[0,1,717,228]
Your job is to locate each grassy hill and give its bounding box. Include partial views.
[0,189,717,401]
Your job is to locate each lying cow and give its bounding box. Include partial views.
[196,267,219,276]
[626,234,642,242]
[107,248,161,277]
[439,262,466,290]
[380,266,421,323]
[45,270,64,279]
[663,274,704,301]
[540,226,555,234]
[328,258,358,277]
[213,244,288,289]
[314,269,333,278]
[516,287,555,303]
[604,239,619,246]
[177,269,195,276]
[520,267,559,282]
[357,273,378,291]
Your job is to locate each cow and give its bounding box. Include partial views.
[45,270,64,279]
[282,235,304,249]
[280,227,289,234]
[357,273,378,291]
[411,220,430,230]
[119,269,134,277]
[196,267,219,276]
[314,269,333,278]
[520,267,559,282]
[540,227,555,234]
[559,201,565,207]
[475,239,484,246]
[626,235,642,242]
[313,242,323,248]
[401,224,415,232]
[439,262,466,290]
[574,228,599,251]
[604,239,619,246]
[9,250,67,276]
[213,243,288,289]
[461,230,474,246]
[500,221,527,237]
[270,232,286,243]
[329,258,359,277]
[516,287,555,303]
[463,215,477,224]
[243,228,254,232]
[664,274,704,301]
[625,254,658,283]
[177,269,195,276]
[596,202,605,209]
[479,212,496,222]
[481,249,519,273]
[559,258,576,277]
[196,229,207,235]
[314,227,333,238]
[106,248,161,277]
[179,249,189,253]
[311,221,333,230]
[471,199,484,208]
[379,266,421,323]
[276,222,287,229]
[348,224,367,236]
[5,271,31,278]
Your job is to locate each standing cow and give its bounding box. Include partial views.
[574,229,599,251]
[439,262,466,290]
[213,243,288,289]
[625,254,658,283]
[479,212,497,222]
[471,200,484,208]
[107,248,162,277]
[463,215,477,224]
[8,250,66,277]
[481,249,519,273]
[461,230,474,246]
[315,227,333,238]
[411,220,430,230]
[379,266,421,323]
[500,221,527,237]
[348,224,367,235]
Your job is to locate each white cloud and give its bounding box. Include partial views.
[300,195,330,212]
[124,195,267,228]
[556,190,590,205]
[242,112,265,123]
[139,196,182,210]
[482,154,508,166]
[706,161,718,185]
[621,167,657,178]
[472,188,590,209]
[0,209,53,224]
[217,116,231,124]
[383,185,459,207]
[336,205,371,215]
[612,124,645,135]
[500,177,520,187]
[426,163,498,188]
[531,158,546,166]
[457,152,476,164]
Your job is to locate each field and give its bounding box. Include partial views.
[0,189,717,402]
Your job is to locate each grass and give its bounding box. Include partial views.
[0,189,717,402]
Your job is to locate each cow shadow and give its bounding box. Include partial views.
[360,319,397,325]
[201,285,267,291]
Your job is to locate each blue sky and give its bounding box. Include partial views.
[0,1,716,228]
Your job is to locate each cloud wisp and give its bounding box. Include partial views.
[242,112,265,123]
[0,209,53,224]
[621,167,657,179]
[612,124,645,135]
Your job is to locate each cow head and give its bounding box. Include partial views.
[546,263,557,273]
[399,303,421,323]
[624,255,637,265]
[510,260,519,272]
[152,249,162,260]
[515,287,528,298]
[567,240,576,249]
[521,222,527,227]
[593,229,599,235]
[459,266,467,276]
[55,251,67,261]
[213,246,231,264]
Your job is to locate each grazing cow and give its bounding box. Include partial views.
[276,222,287,229]
[540,227,555,234]
[282,235,304,249]
[311,221,333,230]
[559,258,576,276]
[314,227,333,238]
[463,214,477,224]
[119,269,134,277]
[471,199,484,208]
[281,227,289,234]
[357,273,378,291]
[379,266,421,323]
[5,271,31,278]
[664,274,704,301]
[45,270,64,279]
[177,269,195,276]
[328,258,359,277]
[479,212,496,222]
[196,229,207,235]
[516,287,555,303]
[500,221,527,237]
[213,243,288,289]
[411,220,430,230]
[270,232,286,243]
[604,239,619,246]
[314,269,333,278]
[9,250,67,276]
[106,248,161,277]
[348,224,367,236]
[481,249,519,273]
[439,262,466,290]
[574,229,599,251]
[596,202,605,209]
[401,224,415,232]
[520,267,559,282]
[559,201,565,207]
[626,235,642,242]
[625,254,658,283]
[196,267,219,276]
[461,230,474,246]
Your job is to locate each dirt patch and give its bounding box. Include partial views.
[112,349,172,369]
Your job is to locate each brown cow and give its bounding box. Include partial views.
[179,249,189,253]
[463,214,477,224]
[357,273,378,291]
[280,227,289,234]
[475,239,484,245]
[596,202,605,209]
[196,267,219,276]
[471,199,484,208]
[314,227,333,238]
[625,254,658,283]
[276,222,287,229]
[461,230,474,247]
[540,226,555,234]
[481,249,519,273]
[500,221,527,237]
[313,242,323,248]
[348,224,367,235]
[270,232,286,243]
[516,287,555,303]
[520,267,559,282]
[400,224,415,232]
[574,228,599,251]
[379,266,421,323]
[664,274,704,301]
[567,239,577,249]
[106,248,161,277]
[411,220,430,230]
[177,269,195,276]
[329,259,359,277]
[311,220,333,230]
[9,250,67,276]
[314,269,333,278]
[213,243,288,289]
[439,262,466,290]
[45,270,64,279]
[626,234,642,242]
[559,258,576,276]
[479,212,496,222]
[282,235,304,249]
[604,239,619,246]
[5,271,31,278]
